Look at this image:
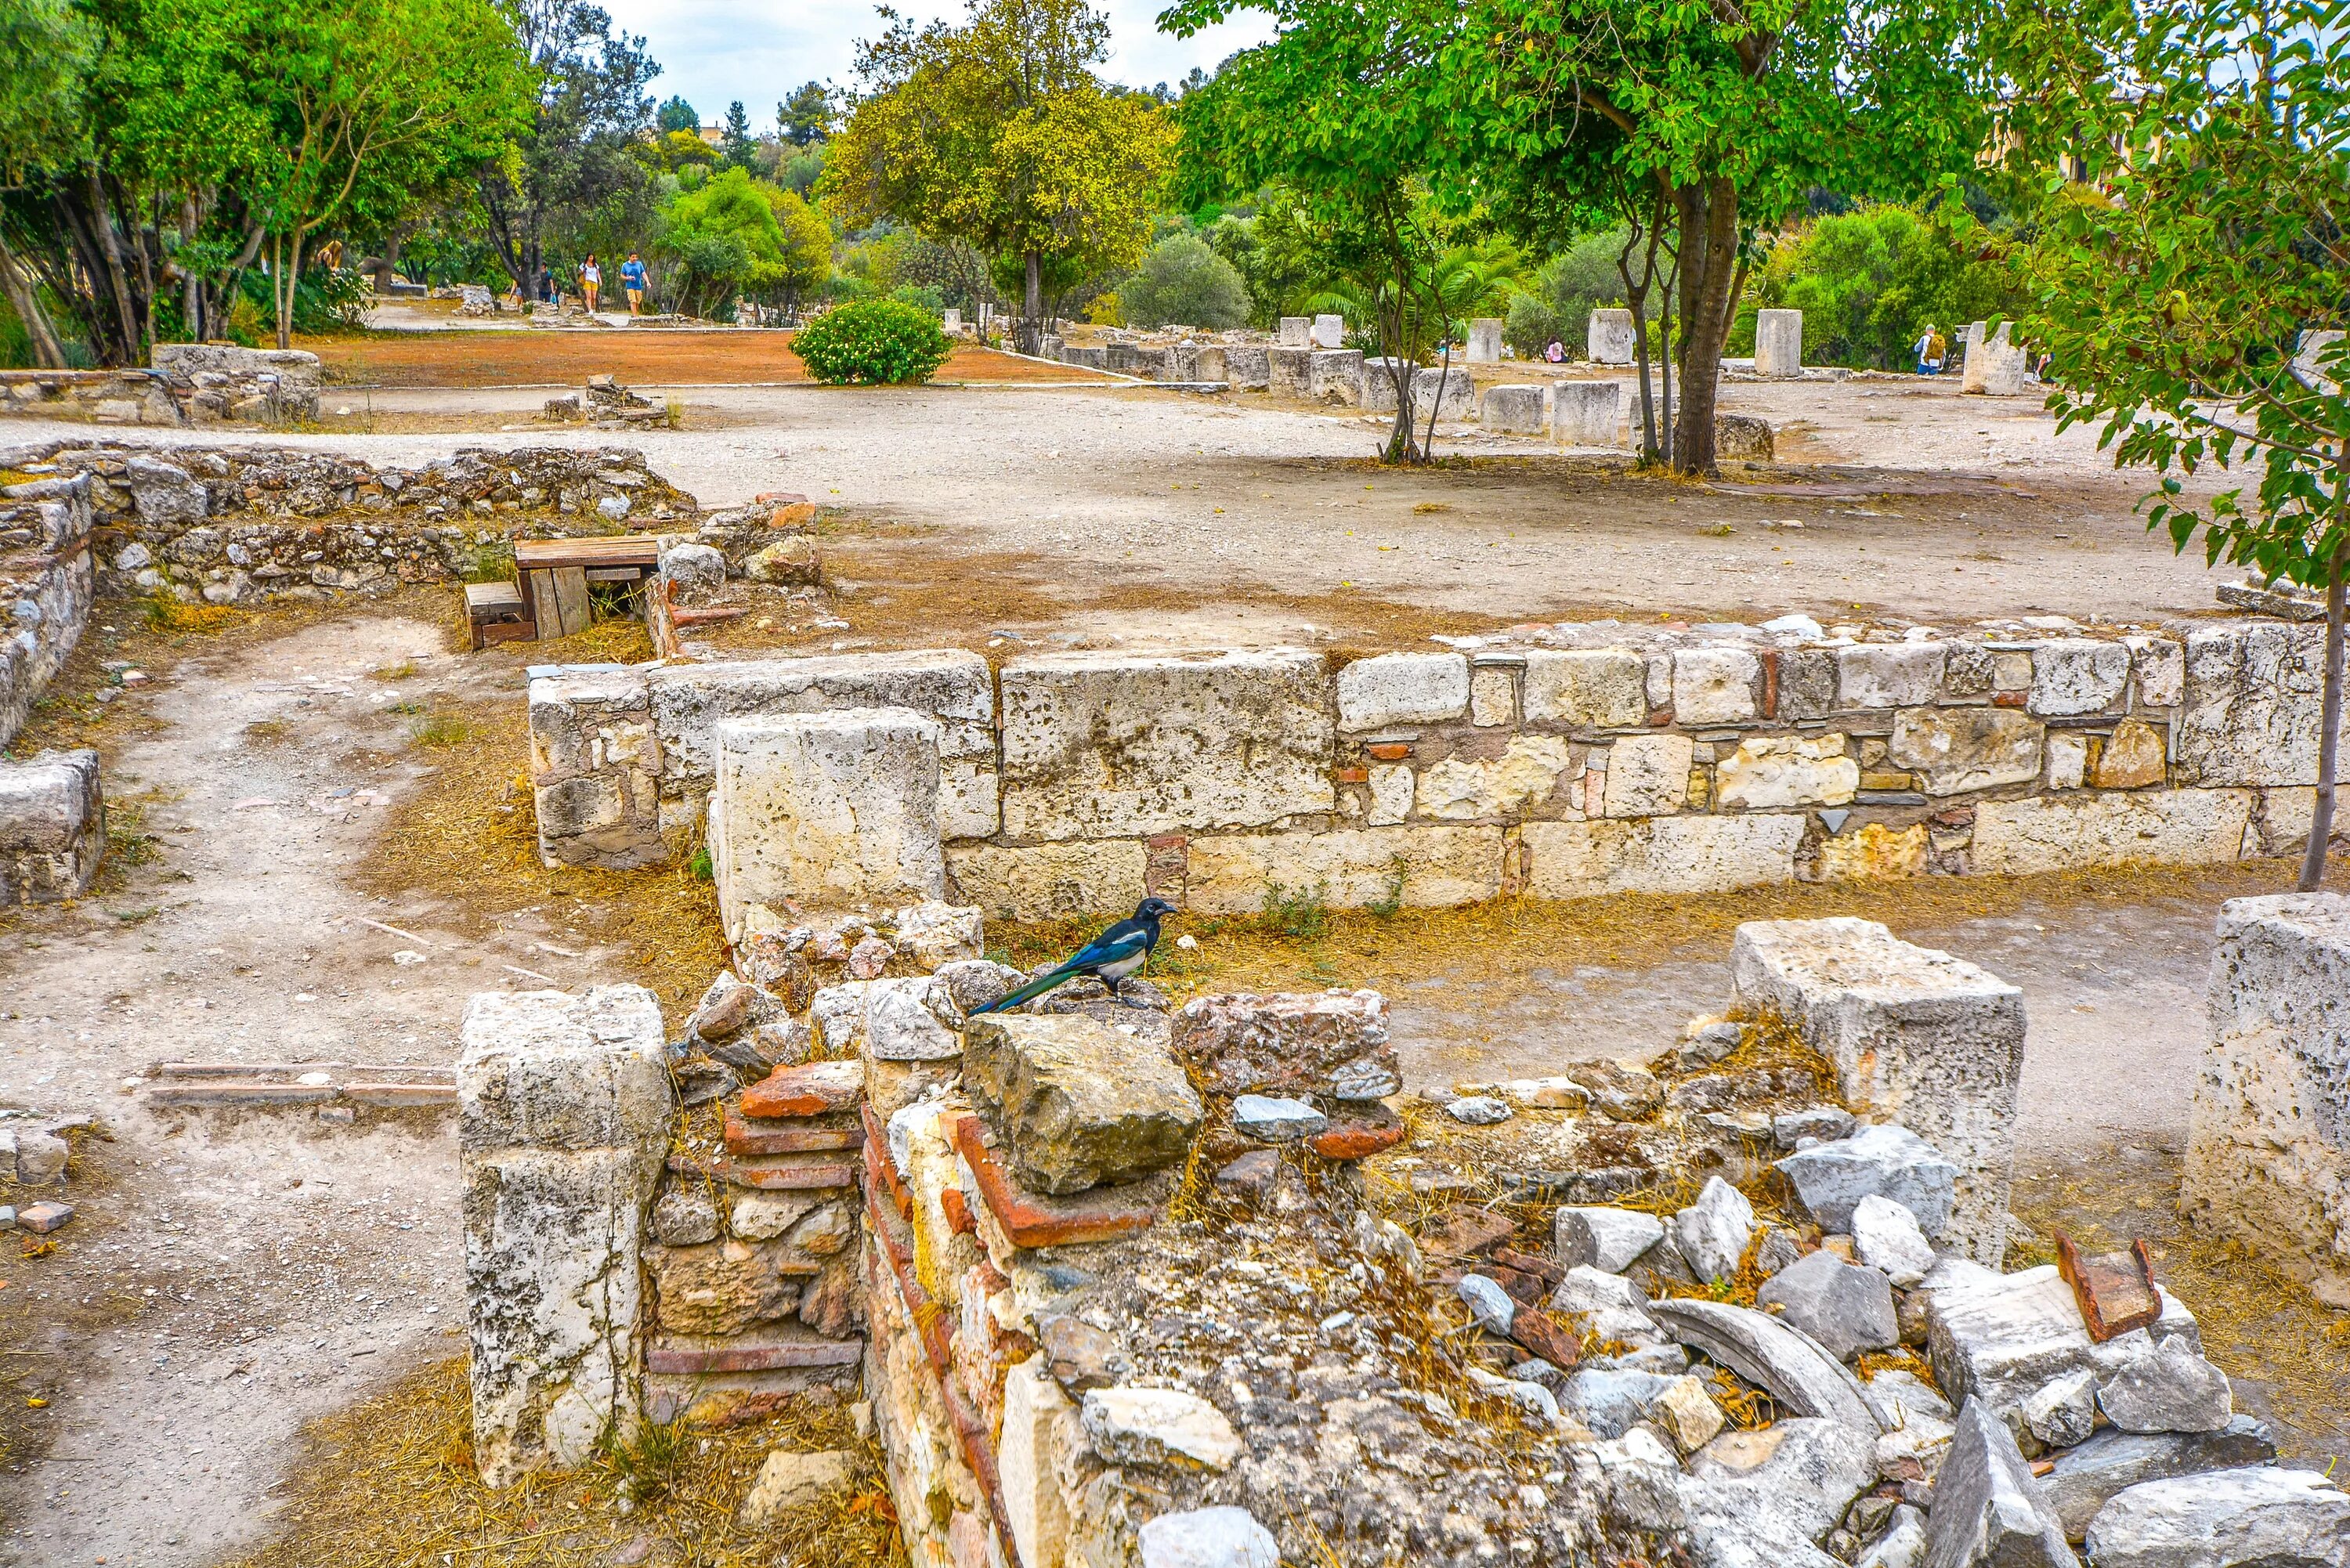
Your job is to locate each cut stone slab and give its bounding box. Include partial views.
[1733,918,2023,1263]
[2095,1334,2232,1434]
[1852,1194,1936,1287]
[2084,1466,2350,1568]
[964,1013,1203,1195]
[1563,1368,1682,1440]
[1675,1176,1758,1284]
[707,710,945,938]
[1683,1418,1877,1552]
[1138,1506,1281,1568]
[1230,1094,1326,1143]
[1923,1400,2078,1568]
[2044,1418,2277,1541]
[1336,651,1469,731]
[1647,1299,1885,1433]
[1080,1386,1244,1471]
[1927,1265,2097,1425]
[1171,988,1394,1097]
[738,1448,856,1525]
[1775,1124,1961,1238]
[2021,1369,2098,1450]
[2186,894,2350,1306]
[1755,1249,1898,1363]
[1555,1205,1665,1274]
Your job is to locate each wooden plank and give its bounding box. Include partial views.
[582,567,644,583]
[513,534,660,570]
[548,566,591,637]
[522,569,555,633]
[464,581,525,612]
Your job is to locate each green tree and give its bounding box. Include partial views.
[1992,0,2349,889]
[779,80,833,145]
[1434,0,1989,471]
[1117,231,1249,327]
[1733,205,2024,370]
[822,0,1173,351]
[719,99,754,167]
[656,94,698,133]
[661,165,827,316]
[0,0,96,364]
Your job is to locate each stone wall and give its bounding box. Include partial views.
[530,617,2337,916]
[0,345,323,426]
[3,441,691,607]
[0,471,94,746]
[0,748,103,904]
[2186,894,2350,1307]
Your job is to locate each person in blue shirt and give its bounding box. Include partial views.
[621,253,649,317]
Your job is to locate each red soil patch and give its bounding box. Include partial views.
[305,329,1112,388]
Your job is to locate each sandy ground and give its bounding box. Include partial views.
[311,330,1115,386]
[11,372,2236,637]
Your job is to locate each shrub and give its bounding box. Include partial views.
[791,298,952,385]
[1117,233,1251,329]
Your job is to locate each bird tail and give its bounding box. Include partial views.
[971,966,1077,1016]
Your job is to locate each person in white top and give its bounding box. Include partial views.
[581,255,602,313]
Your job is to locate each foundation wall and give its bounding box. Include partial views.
[0,345,324,426]
[0,472,95,747]
[530,620,2337,914]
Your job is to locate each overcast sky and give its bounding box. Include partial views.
[599,0,1273,129]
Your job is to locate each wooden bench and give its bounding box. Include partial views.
[510,535,661,641]
[465,581,532,649]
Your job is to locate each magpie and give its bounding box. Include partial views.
[973,896,1179,1013]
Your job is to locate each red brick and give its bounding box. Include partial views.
[948,1113,1163,1248]
[1365,742,1412,762]
[719,1157,858,1191]
[862,1104,915,1219]
[941,1186,976,1236]
[1992,690,2028,708]
[1332,767,1369,784]
[1422,1203,1517,1259]
[2056,1232,2162,1342]
[1310,1111,1406,1161]
[725,1109,862,1157]
[1510,1308,1581,1370]
[740,1059,866,1119]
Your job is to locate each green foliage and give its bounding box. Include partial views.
[1198,191,1329,327]
[660,167,830,316]
[1730,206,2024,370]
[0,0,94,175]
[1502,229,1646,357]
[779,81,834,146]
[821,0,1174,328]
[1117,233,1249,328]
[718,100,754,168]
[791,297,953,385]
[656,96,699,134]
[1260,879,1331,940]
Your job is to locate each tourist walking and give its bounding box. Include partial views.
[581,255,602,313]
[1914,323,1945,375]
[622,253,648,317]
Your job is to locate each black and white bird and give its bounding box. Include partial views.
[971,896,1179,1013]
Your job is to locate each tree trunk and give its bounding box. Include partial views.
[1671,176,1740,476]
[0,231,69,368]
[87,167,142,365]
[1017,249,1043,355]
[2302,556,2348,891]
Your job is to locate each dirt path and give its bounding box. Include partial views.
[0,614,642,1567]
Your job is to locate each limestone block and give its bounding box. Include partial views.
[708,710,945,934]
[1308,349,1363,404]
[1961,320,2028,396]
[1730,918,2024,1262]
[1192,346,1227,382]
[1416,735,1573,819]
[1716,735,1858,811]
[1080,1386,1243,1470]
[2186,894,2350,1304]
[1673,646,1761,724]
[2177,623,2331,786]
[1923,1402,2073,1568]
[1603,733,1694,817]
[1714,414,1775,461]
[125,453,208,523]
[1466,318,1503,362]
[2085,1466,2350,1568]
[530,668,663,869]
[2128,636,2186,709]
[2093,720,2167,789]
[459,987,670,1487]
[1481,385,1547,435]
[2030,638,2131,716]
[1224,344,1270,390]
[1526,815,1804,898]
[1813,822,1929,882]
[1470,666,1517,726]
[1266,346,1311,396]
[1366,763,1412,825]
[1000,1358,1075,1568]
[1173,988,1394,1097]
[1837,645,1945,709]
[1140,1507,1280,1568]
[1970,789,2253,876]
[964,1013,1203,1194]
[1554,381,1622,446]
[647,650,996,837]
[1889,707,2044,795]
[947,840,1148,922]
[1276,316,1310,347]
[1311,313,1346,349]
[1752,309,1804,378]
[1523,649,1648,727]
[2049,733,2090,789]
[0,748,103,905]
[1408,366,1474,424]
[1186,825,1499,913]
[1589,309,1638,365]
[997,650,1332,840]
[1336,652,1469,731]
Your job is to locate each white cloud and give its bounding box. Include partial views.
[601,0,1270,128]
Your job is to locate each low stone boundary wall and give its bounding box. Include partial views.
[2186,894,2350,1306]
[0,471,94,746]
[2,441,692,607]
[0,345,323,426]
[530,617,2337,915]
[0,748,103,903]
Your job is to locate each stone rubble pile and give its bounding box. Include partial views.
[0,344,320,427]
[0,1109,89,1238]
[542,374,669,431]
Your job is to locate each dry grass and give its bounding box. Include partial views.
[352,695,725,1017]
[221,1357,904,1568]
[2012,1150,2350,1467]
